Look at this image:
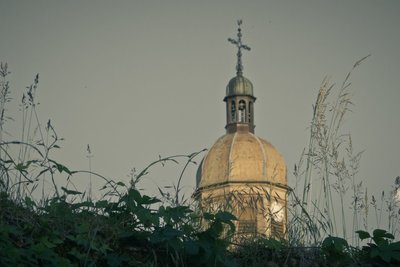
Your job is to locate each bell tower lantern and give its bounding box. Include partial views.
[225,20,256,134]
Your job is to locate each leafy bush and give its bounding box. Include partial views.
[356,229,400,265]
[0,185,238,266]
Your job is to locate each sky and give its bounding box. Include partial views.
[1,1,400,226]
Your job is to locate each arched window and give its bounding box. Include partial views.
[231,100,236,122]
[238,100,246,123]
[249,101,253,123]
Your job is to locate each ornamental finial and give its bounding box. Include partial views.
[228,19,251,76]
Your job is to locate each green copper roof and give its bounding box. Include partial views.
[226,75,254,97]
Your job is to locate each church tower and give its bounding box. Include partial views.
[194,21,289,239]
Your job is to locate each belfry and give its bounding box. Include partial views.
[194,21,289,239]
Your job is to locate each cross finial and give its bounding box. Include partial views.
[228,19,251,76]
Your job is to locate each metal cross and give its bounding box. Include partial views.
[228,20,251,76]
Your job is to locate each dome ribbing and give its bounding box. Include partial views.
[225,75,254,98]
[196,132,287,190]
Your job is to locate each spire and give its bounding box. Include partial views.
[228,20,251,76]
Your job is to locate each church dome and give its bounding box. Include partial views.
[226,75,254,97]
[196,132,287,190]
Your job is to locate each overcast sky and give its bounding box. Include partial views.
[1,1,400,215]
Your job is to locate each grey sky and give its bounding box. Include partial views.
[1,1,399,216]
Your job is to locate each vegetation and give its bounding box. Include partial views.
[1,60,399,266]
[289,55,400,247]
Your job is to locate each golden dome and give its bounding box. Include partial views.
[226,75,254,97]
[196,132,287,190]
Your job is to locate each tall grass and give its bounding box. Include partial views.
[0,68,65,202]
[289,55,400,247]
[289,56,369,245]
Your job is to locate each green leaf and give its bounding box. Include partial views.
[24,196,36,208]
[386,233,395,239]
[15,162,28,173]
[140,194,161,205]
[356,230,370,240]
[61,186,82,195]
[128,188,142,203]
[161,206,191,224]
[322,236,332,247]
[203,212,214,220]
[49,159,72,175]
[334,237,348,251]
[373,229,389,239]
[215,211,236,222]
[322,236,348,251]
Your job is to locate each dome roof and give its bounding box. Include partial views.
[226,75,254,97]
[196,132,287,189]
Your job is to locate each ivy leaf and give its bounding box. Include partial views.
[356,230,370,240]
[50,160,72,175]
[373,229,390,239]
